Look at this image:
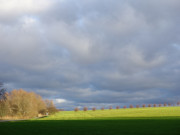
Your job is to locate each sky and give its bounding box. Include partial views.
[0,0,180,110]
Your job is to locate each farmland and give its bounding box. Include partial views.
[0,107,180,135]
[42,106,180,120]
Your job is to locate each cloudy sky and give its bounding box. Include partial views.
[0,0,180,109]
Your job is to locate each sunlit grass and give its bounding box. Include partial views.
[41,106,180,120]
[1,106,180,135]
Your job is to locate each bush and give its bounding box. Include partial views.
[45,99,58,115]
[116,106,120,109]
[142,104,146,108]
[92,107,96,111]
[136,105,140,108]
[0,100,10,117]
[148,104,151,107]
[74,107,79,112]
[123,106,127,109]
[129,105,133,108]
[8,89,47,117]
[0,89,57,119]
[83,107,88,111]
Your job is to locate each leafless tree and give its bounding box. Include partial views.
[0,83,7,101]
[136,105,140,108]
[129,105,133,108]
[83,107,88,111]
[74,107,79,112]
[92,107,96,111]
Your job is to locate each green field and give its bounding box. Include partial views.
[1,107,180,135]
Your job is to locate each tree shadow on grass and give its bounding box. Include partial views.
[0,117,180,135]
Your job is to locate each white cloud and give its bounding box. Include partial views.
[55,98,67,104]
[0,0,53,13]
[1,0,180,110]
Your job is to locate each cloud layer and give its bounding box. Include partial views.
[1,0,180,109]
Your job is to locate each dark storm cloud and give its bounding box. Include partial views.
[0,0,180,109]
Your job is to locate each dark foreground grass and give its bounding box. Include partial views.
[0,117,180,135]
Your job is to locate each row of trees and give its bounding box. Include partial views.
[74,102,180,112]
[0,84,58,118]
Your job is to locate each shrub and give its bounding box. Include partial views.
[148,104,151,107]
[83,107,88,111]
[45,99,58,115]
[129,105,133,108]
[74,107,79,112]
[0,100,10,117]
[8,89,47,117]
[1,89,57,118]
[109,106,112,110]
[92,107,96,111]
[123,105,127,109]
[116,106,120,109]
[164,103,167,107]
[153,104,156,107]
[39,109,47,115]
[142,104,146,108]
[101,107,104,110]
[59,109,64,111]
[168,103,171,106]
[177,102,180,106]
[159,104,162,107]
[136,105,140,108]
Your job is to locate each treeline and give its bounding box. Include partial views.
[74,102,180,112]
[0,88,58,119]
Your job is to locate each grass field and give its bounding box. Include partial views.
[1,107,180,135]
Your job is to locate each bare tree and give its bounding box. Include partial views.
[136,105,140,108]
[101,107,104,110]
[0,83,9,117]
[74,107,79,112]
[0,83,7,101]
[83,107,88,111]
[92,107,96,111]
[129,105,133,108]
[8,89,47,118]
[45,99,58,115]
